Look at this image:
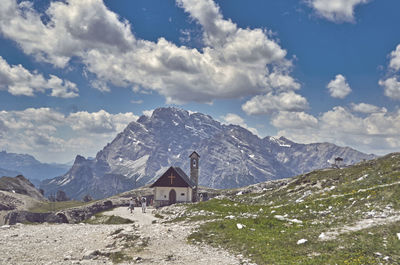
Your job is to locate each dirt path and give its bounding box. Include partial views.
[104,207,243,264]
[0,206,244,264]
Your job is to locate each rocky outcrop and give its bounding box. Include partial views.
[4,200,114,225]
[0,175,46,201]
[60,200,114,223]
[4,211,69,225]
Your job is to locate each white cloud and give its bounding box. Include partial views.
[0,0,300,108]
[0,0,134,68]
[0,56,78,98]
[67,110,137,134]
[351,103,387,114]
[242,91,309,115]
[327,74,352,99]
[272,106,400,155]
[379,45,400,100]
[271,111,318,129]
[0,108,137,162]
[307,0,369,23]
[90,80,110,92]
[379,77,400,100]
[130,99,143,104]
[389,44,400,71]
[220,113,259,135]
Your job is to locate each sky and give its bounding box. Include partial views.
[1,0,400,163]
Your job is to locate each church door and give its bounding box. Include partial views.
[169,189,176,205]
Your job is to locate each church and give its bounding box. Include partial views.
[151,151,199,207]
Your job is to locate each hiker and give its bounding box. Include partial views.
[129,198,134,213]
[141,197,147,213]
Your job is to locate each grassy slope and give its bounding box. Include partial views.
[173,153,400,264]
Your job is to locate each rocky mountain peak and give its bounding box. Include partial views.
[73,155,87,165]
[40,107,376,200]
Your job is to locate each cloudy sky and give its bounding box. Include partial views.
[1,0,400,163]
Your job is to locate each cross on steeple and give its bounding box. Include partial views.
[168,173,176,185]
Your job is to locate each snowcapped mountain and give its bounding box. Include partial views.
[40,107,375,200]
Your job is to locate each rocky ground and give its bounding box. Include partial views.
[0,206,243,265]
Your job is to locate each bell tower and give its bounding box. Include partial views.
[189,151,200,202]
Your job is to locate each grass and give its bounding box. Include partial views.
[28,200,89,213]
[154,213,164,219]
[108,251,133,264]
[180,153,400,264]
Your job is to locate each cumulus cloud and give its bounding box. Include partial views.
[0,0,300,108]
[0,0,134,68]
[271,111,318,129]
[242,91,309,115]
[379,77,400,100]
[272,106,400,155]
[0,56,78,97]
[306,0,369,23]
[68,110,137,134]
[327,74,352,99]
[351,103,387,114]
[389,44,400,71]
[220,113,259,135]
[0,108,137,162]
[379,45,400,100]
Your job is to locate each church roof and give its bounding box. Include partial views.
[150,166,195,188]
[189,151,200,158]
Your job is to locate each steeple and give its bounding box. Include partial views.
[189,151,200,202]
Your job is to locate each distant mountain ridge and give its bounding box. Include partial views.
[0,167,21,178]
[40,107,375,200]
[0,151,70,184]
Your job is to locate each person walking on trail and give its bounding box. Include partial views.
[141,197,147,213]
[129,198,134,213]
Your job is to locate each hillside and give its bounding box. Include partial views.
[0,175,46,201]
[41,107,374,200]
[161,152,400,264]
[0,175,47,223]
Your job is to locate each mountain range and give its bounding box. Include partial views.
[0,151,70,186]
[40,107,375,200]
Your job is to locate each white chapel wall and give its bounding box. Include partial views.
[155,187,192,202]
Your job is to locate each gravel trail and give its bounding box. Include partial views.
[104,207,242,264]
[0,206,243,264]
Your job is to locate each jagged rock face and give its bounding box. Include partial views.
[40,107,375,200]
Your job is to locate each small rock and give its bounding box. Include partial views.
[225,215,235,219]
[397,233,400,240]
[383,256,390,261]
[374,252,382,256]
[297,239,307,245]
[1,225,11,229]
[236,223,244,229]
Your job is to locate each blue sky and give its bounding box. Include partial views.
[1,0,400,163]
